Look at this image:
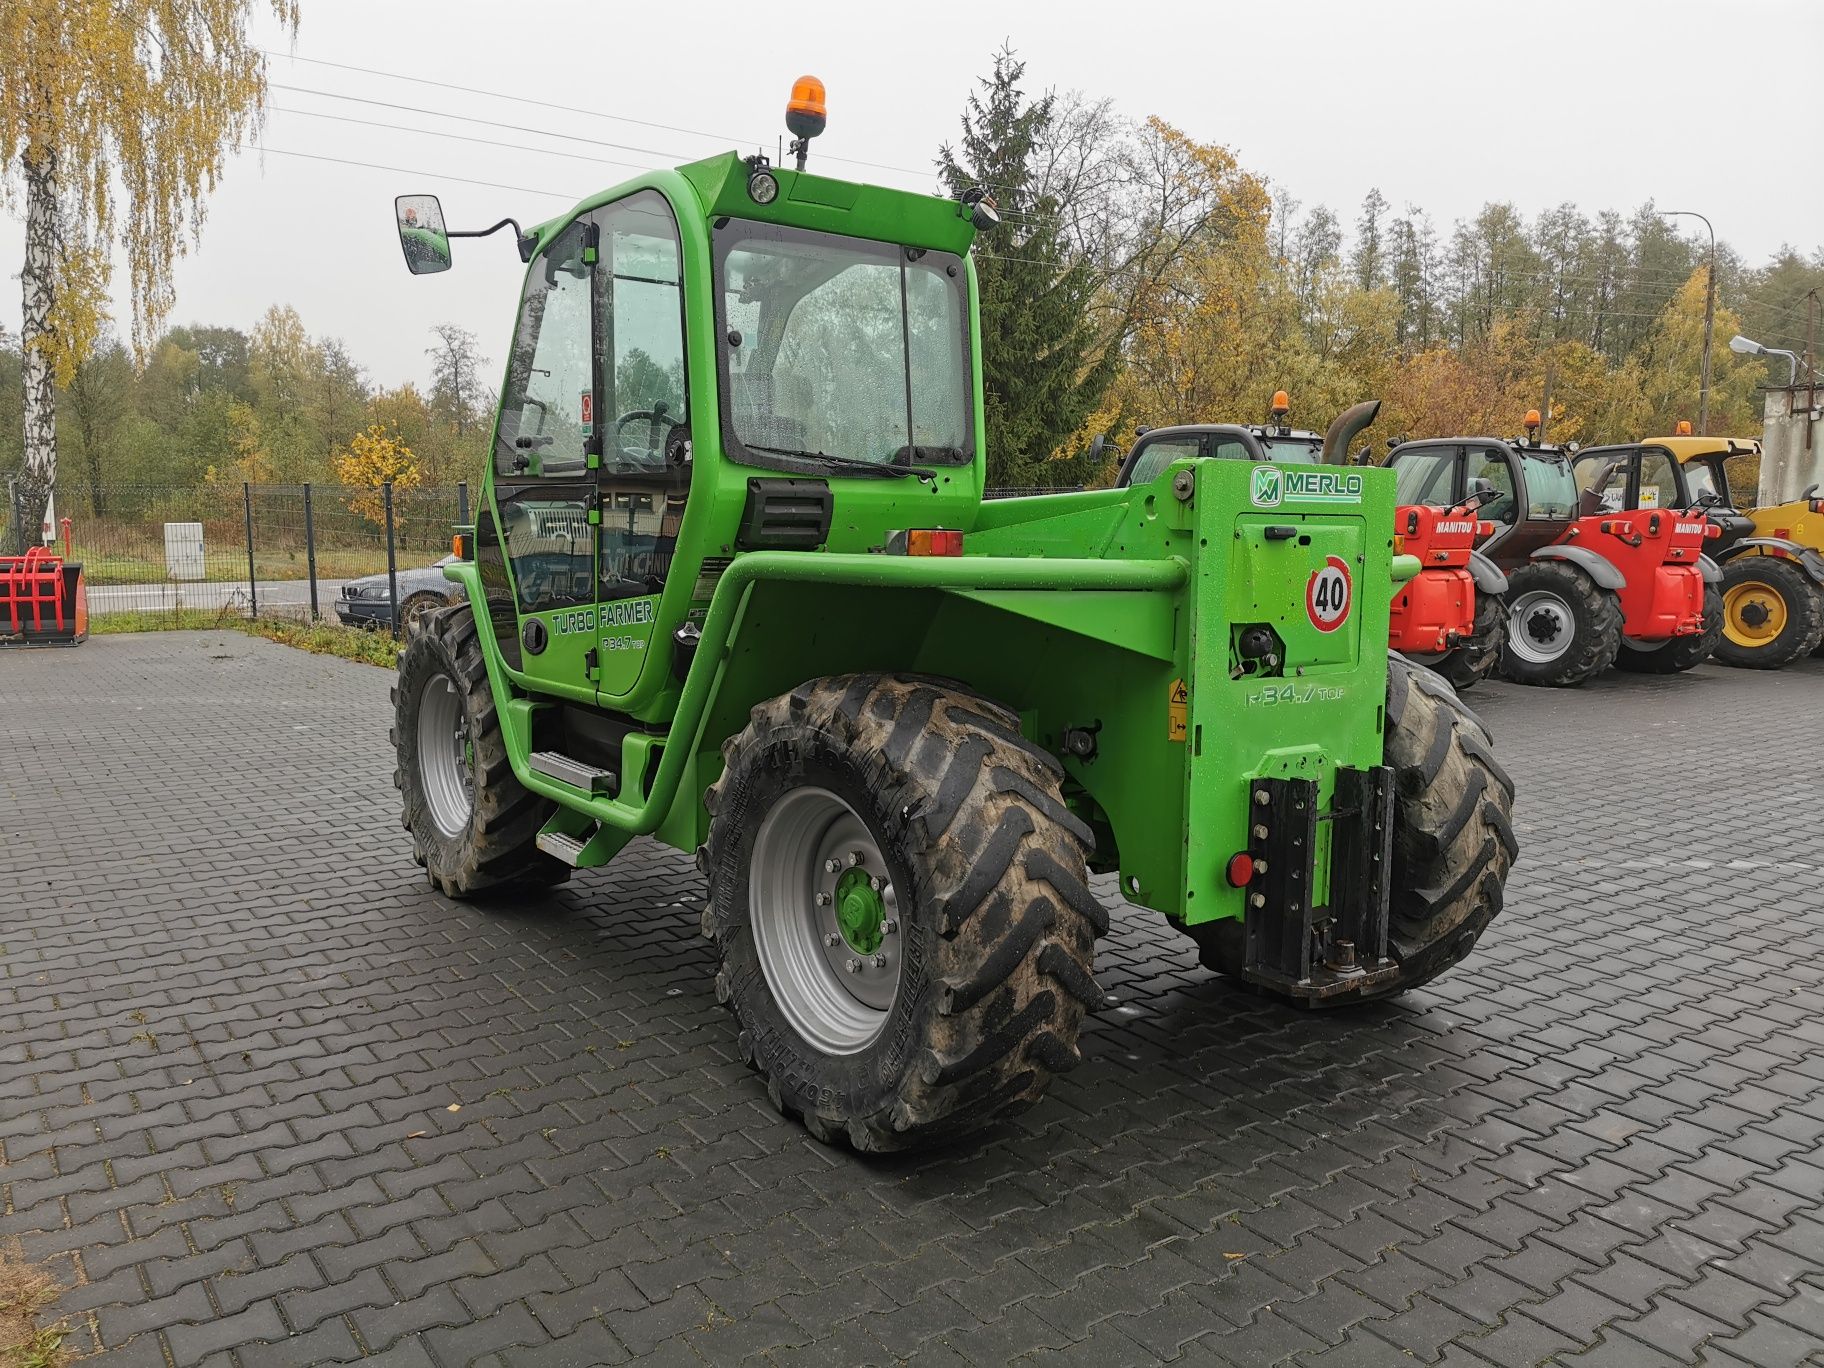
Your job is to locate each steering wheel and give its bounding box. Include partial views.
[615,406,682,460]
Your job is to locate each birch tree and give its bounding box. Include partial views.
[0,0,298,546]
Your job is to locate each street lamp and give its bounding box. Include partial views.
[1730,333,1804,386]
[1661,210,1715,435]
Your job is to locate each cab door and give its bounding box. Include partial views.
[588,191,694,702]
[481,215,601,697]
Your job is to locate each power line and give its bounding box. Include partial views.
[269,105,662,176]
[253,145,576,199]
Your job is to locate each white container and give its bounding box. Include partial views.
[164,522,205,581]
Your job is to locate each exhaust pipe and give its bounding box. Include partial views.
[1322,399,1382,464]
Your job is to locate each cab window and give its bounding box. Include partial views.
[1576,455,1629,515]
[1638,452,1678,510]
[1523,453,1580,519]
[1392,447,1458,508]
[496,222,593,479]
[1466,449,1517,523]
[1126,436,1201,486]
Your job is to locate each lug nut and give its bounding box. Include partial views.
[815,891,831,906]
[873,954,889,969]
[881,919,898,936]
[824,932,841,947]
[848,850,865,867]
[824,858,842,874]
[844,958,862,974]
[869,876,884,892]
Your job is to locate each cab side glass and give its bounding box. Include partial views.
[1466,450,1517,523]
[395,195,451,275]
[1126,437,1201,486]
[1390,447,1457,508]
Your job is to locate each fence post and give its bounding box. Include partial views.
[242,481,258,620]
[383,480,400,639]
[303,482,319,622]
[457,480,470,526]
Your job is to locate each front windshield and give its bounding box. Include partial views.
[1522,453,1578,519]
[718,221,970,470]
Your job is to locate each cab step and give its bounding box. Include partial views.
[528,750,615,794]
[536,829,591,865]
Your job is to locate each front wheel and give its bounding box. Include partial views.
[1713,557,1824,670]
[702,674,1107,1152]
[392,605,569,896]
[1499,561,1622,687]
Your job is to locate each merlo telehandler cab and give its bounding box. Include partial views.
[384,80,1517,1152]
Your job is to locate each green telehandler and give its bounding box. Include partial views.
[388,80,1518,1151]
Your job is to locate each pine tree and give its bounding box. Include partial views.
[938,46,1119,487]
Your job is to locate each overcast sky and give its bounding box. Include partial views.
[3,0,1820,390]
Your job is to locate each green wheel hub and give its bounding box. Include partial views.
[836,867,886,954]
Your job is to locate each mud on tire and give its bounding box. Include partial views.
[392,605,569,897]
[1500,560,1622,687]
[1435,585,1507,691]
[701,673,1107,1152]
[1615,586,1723,674]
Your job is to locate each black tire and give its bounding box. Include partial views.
[1499,561,1622,687]
[1713,557,1824,670]
[1189,655,1517,1005]
[1615,586,1723,673]
[400,592,445,636]
[1433,586,1507,691]
[392,605,569,896]
[701,673,1107,1152]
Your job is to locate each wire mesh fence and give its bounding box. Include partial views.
[14,480,471,634]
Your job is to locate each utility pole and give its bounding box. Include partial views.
[1662,210,1715,434]
[1539,362,1555,444]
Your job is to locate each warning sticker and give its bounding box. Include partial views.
[1167,678,1188,742]
[1306,556,1353,633]
[580,391,594,432]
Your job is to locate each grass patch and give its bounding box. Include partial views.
[92,609,400,668]
[0,1243,67,1368]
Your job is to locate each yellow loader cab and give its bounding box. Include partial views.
[1650,434,1824,667]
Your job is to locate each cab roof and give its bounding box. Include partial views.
[1641,436,1762,463]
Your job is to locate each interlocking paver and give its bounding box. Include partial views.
[2,633,1822,1366]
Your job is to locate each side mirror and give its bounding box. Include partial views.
[1090,434,1107,462]
[395,194,451,275]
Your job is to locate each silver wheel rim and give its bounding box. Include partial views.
[417,673,473,837]
[1508,589,1575,664]
[749,786,902,1056]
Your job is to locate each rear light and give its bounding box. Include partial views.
[1392,534,1406,554]
[1705,524,1721,539]
[1477,521,1494,537]
[1405,509,1420,535]
[906,528,964,556]
[452,532,468,559]
[1775,528,1791,539]
[1225,852,1255,887]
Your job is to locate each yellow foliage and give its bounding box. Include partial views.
[0,0,301,368]
[334,424,424,531]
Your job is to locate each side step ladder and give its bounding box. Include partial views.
[528,751,615,794]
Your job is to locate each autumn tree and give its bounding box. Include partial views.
[0,0,299,550]
[333,423,423,534]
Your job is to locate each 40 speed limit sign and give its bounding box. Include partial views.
[1305,556,1353,633]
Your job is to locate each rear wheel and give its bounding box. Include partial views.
[1434,586,1506,691]
[1189,655,1517,1004]
[702,673,1107,1152]
[401,591,446,636]
[393,605,569,896]
[1714,557,1824,669]
[1499,561,1621,687]
[1615,586,1722,673]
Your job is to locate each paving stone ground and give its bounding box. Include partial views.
[3,631,1823,1368]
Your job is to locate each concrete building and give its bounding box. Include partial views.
[1759,381,1824,503]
